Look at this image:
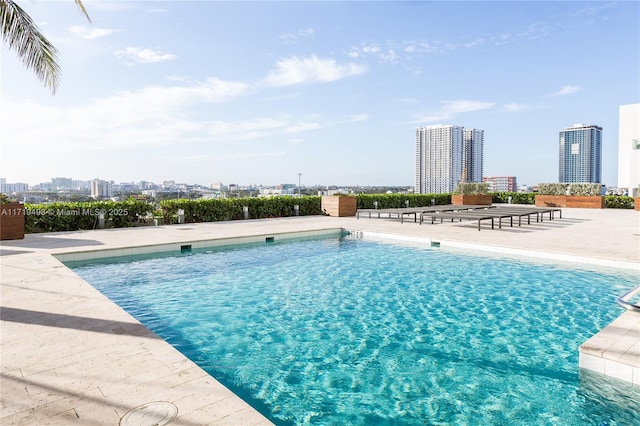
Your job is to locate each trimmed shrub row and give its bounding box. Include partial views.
[605,195,635,209]
[21,192,635,233]
[356,194,452,209]
[25,200,154,233]
[490,192,535,205]
[538,183,604,196]
[160,196,322,224]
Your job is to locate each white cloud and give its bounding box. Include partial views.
[205,118,288,141]
[442,100,495,114]
[349,42,401,64]
[573,2,616,17]
[504,103,526,112]
[415,100,495,123]
[0,74,337,164]
[69,26,118,39]
[344,114,368,123]
[0,78,251,152]
[550,85,580,96]
[153,151,287,163]
[464,37,485,48]
[518,22,554,40]
[222,152,287,160]
[284,122,321,133]
[280,28,315,44]
[402,40,441,54]
[115,47,177,64]
[262,55,366,87]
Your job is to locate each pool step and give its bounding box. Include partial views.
[579,310,640,385]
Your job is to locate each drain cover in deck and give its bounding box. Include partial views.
[120,401,178,426]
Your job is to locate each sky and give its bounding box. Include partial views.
[1,1,638,188]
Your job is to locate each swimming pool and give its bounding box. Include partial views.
[68,235,640,425]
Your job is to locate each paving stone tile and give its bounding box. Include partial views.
[0,408,38,425]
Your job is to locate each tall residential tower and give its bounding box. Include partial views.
[558,124,602,183]
[416,124,483,194]
[463,128,484,183]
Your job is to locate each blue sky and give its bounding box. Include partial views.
[1,1,638,188]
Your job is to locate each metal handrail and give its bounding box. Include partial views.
[616,285,640,312]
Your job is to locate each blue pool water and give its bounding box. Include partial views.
[68,236,640,425]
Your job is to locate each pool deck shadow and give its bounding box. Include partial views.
[0,235,105,250]
[1,208,639,425]
[0,307,160,339]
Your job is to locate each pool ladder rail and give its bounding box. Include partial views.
[616,284,640,312]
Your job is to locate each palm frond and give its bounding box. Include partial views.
[74,0,91,23]
[1,0,90,94]
[1,0,60,93]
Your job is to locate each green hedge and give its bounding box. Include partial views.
[160,196,322,224]
[25,200,154,233]
[490,192,535,205]
[355,193,451,209]
[605,195,635,209]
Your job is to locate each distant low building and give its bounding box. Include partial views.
[72,180,91,190]
[91,179,113,199]
[37,182,53,192]
[0,179,29,194]
[117,182,140,193]
[483,176,517,192]
[51,177,73,190]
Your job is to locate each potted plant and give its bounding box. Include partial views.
[535,183,568,207]
[566,183,605,208]
[0,194,25,240]
[321,193,357,217]
[634,185,640,211]
[535,183,605,208]
[451,183,492,205]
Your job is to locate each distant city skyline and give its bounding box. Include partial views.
[1,1,638,187]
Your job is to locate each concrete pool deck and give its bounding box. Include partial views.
[1,207,639,424]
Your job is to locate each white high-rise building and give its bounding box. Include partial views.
[91,179,112,199]
[463,128,484,183]
[617,103,640,196]
[415,124,464,194]
[415,125,484,194]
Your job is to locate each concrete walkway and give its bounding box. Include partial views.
[1,207,639,424]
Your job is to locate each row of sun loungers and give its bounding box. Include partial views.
[356,204,562,231]
[355,205,496,223]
